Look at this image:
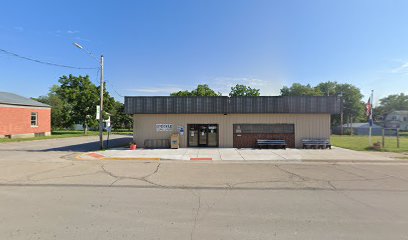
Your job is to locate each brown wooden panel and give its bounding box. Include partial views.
[233,133,295,148]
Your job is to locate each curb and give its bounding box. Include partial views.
[76,153,161,161]
[75,153,407,164]
[103,157,160,161]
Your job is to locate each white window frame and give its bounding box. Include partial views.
[31,112,38,127]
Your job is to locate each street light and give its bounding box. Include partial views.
[74,43,105,150]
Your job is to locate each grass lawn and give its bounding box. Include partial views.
[0,130,132,143]
[331,135,408,153]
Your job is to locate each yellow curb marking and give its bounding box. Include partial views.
[75,153,86,160]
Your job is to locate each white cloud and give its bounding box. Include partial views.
[391,62,408,74]
[67,30,79,34]
[74,36,91,42]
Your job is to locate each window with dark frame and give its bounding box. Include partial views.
[31,112,38,127]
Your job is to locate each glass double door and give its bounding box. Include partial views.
[188,124,218,147]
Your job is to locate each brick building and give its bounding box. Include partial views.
[124,96,340,148]
[0,92,51,138]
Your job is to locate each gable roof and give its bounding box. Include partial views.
[0,92,50,108]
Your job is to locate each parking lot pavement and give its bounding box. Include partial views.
[80,146,403,162]
[1,137,408,239]
[1,159,408,239]
[0,134,132,162]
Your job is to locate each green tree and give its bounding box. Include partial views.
[170,90,193,96]
[33,85,72,129]
[229,84,260,97]
[170,84,221,96]
[36,75,128,132]
[334,83,365,123]
[315,81,338,96]
[56,75,100,133]
[374,93,408,120]
[280,83,323,96]
[110,101,133,129]
[280,82,365,126]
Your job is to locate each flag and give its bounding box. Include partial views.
[366,97,372,117]
[366,97,373,127]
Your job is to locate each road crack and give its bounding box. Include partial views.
[275,165,308,181]
[100,163,166,188]
[190,190,201,240]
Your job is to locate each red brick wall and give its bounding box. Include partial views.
[0,107,51,135]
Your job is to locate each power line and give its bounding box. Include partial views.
[1,47,125,98]
[0,48,97,70]
[105,79,125,98]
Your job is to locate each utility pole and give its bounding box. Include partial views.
[73,43,105,150]
[99,55,104,150]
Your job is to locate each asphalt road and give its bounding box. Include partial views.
[1,136,408,239]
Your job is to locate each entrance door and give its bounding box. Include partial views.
[188,124,219,147]
[198,125,208,147]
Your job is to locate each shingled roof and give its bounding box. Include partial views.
[0,92,50,108]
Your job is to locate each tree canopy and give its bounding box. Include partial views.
[280,83,323,96]
[280,82,365,124]
[229,84,260,97]
[170,84,262,97]
[35,74,132,132]
[33,85,72,129]
[375,93,408,119]
[170,84,222,96]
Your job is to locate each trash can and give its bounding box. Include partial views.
[171,133,180,149]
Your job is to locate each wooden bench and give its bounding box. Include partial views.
[302,139,331,149]
[256,139,287,149]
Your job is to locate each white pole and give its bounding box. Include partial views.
[99,55,104,150]
[369,90,373,146]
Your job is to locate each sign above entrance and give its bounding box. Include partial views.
[156,124,173,132]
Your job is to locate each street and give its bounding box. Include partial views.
[1,136,408,239]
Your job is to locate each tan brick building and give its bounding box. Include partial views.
[125,96,340,148]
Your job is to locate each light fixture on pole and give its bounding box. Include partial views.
[73,43,105,150]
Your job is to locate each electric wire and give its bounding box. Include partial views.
[0,48,97,70]
[0,47,124,98]
[105,79,125,98]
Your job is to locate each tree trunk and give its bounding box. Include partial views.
[83,121,88,135]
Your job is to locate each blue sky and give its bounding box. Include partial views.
[0,0,407,104]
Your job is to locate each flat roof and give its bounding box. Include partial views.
[0,92,50,108]
[124,96,340,114]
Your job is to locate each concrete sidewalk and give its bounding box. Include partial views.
[78,147,406,162]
